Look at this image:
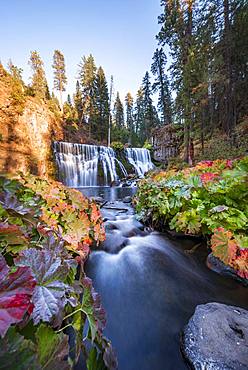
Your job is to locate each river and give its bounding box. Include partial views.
[78,187,247,370]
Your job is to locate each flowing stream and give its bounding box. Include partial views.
[78,187,248,370]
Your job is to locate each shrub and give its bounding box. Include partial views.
[135,157,248,277]
[0,174,117,369]
[143,140,152,151]
[110,141,124,151]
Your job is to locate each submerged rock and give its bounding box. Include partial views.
[181,302,248,370]
[207,253,248,287]
[123,196,132,203]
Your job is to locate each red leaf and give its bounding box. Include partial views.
[234,250,248,280]
[200,172,219,183]
[0,254,36,337]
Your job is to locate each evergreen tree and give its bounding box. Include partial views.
[113,92,124,128]
[28,51,48,100]
[141,71,158,141]
[7,59,23,83]
[95,66,109,142]
[125,92,134,144]
[78,54,97,138]
[157,0,248,159]
[125,92,134,130]
[52,50,67,111]
[151,48,172,125]
[157,0,196,161]
[73,80,83,123]
[134,88,145,136]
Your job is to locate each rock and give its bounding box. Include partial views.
[181,302,248,370]
[123,196,132,203]
[90,196,104,204]
[207,253,248,286]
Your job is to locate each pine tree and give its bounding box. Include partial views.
[134,88,145,136]
[52,50,67,111]
[151,48,172,125]
[125,92,134,144]
[95,66,109,142]
[73,81,83,123]
[28,51,48,100]
[113,92,124,128]
[7,59,23,83]
[78,54,97,138]
[125,92,134,130]
[141,71,158,141]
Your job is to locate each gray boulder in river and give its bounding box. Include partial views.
[181,302,248,370]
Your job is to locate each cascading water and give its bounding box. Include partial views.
[53,141,154,187]
[125,148,154,177]
[53,141,127,187]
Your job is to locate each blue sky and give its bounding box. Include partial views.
[0,0,162,102]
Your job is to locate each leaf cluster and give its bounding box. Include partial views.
[0,175,116,369]
[135,157,248,276]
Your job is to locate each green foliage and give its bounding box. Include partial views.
[196,130,248,161]
[0,174,116,369]
[143,141,152,151]
[110,141,124,151]
[135,157,248,276]
[113,92,124,128]
[111,125,129,145]
[28,51,48,100]
[0,327,40,370]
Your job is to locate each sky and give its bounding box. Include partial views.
[0,0,162,102]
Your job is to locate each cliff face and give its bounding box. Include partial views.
[0,69,63,177]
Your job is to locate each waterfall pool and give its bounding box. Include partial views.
[77,187,248,370]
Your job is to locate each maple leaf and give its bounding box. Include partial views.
[0,253,36,337]
[234,250,248,279]
[15,248,75,325]
[211,228,238,265]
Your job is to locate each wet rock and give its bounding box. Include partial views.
[90,196,104,204]
[123,196,132,203]
[181,302,248,370]
[207,253,248,286]
[100,230,128,254]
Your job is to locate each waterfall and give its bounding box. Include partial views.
[53,142,153,187]
[125,148,154,177]
[53,141,127,187]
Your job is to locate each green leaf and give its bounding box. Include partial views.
[87,348,106,370]
[0,327,40,370]
[36,324,70,370]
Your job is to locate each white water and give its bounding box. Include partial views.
[54,141,128,187]
[53,142,153,186]
[125,148,154,177]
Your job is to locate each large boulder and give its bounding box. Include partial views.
[181,302,248,370]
